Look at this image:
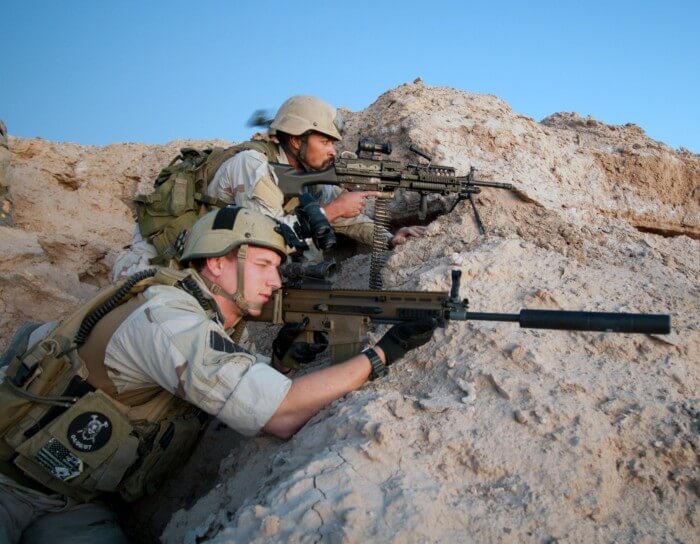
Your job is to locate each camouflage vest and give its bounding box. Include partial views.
[0,268,218,502]
[135,140,279,264]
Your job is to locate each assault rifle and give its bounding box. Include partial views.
[254,270,671,364]
[270,139,516,289]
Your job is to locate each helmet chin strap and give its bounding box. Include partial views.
[201,245,263,315]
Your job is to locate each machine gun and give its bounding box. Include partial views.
[253,270,671,364]
[270,138,516,289]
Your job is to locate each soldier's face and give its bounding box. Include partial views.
[241,246,283,315]
[302,132,337,171]
[207,246,282,323]
[206,246,282,328]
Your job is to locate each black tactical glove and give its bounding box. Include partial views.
[272,318,328,370]
[376,318,437,366]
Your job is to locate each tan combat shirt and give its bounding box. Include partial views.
[104,285,291,437]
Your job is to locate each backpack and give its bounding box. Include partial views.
[135,140,279,264]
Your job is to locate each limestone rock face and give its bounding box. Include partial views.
[1,83,697,543]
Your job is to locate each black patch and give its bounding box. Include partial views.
[210,330,249,354]
[212,206,241,230]
[67,412,112,452]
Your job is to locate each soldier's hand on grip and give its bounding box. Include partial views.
[273,318,328,370]
[377,318,437,365]
[323,190,381,221]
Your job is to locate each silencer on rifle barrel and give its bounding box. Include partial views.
[518,310,671,334]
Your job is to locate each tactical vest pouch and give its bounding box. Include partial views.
[1,337,79,458]
[136,169,199,240]
[252,173,285,211]
[118,413,203,501]
[147,210,199,258]
[12,390,138,501]
[0,384,34,460]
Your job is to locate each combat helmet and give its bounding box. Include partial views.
[181,206,288,314]
[269,95,344,141]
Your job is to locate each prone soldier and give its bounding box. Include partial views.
[0,206,436,542]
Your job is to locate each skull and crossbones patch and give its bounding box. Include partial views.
[67,412,112,452]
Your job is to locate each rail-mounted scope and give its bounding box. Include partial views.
[280,260,337,281]
[279,259,337,289]
[357,138,392,159]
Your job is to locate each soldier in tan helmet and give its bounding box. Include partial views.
[0,206,436,542]
[209,94,425,250]
[113,95,425,280]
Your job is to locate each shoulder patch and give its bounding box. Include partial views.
[209,330,249,354]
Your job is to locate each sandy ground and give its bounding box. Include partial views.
[1,82,698,543]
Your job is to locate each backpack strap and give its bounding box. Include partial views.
[78,294,148,400]
[191,140,280,198]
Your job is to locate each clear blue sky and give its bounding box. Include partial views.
[2,1,698,152]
